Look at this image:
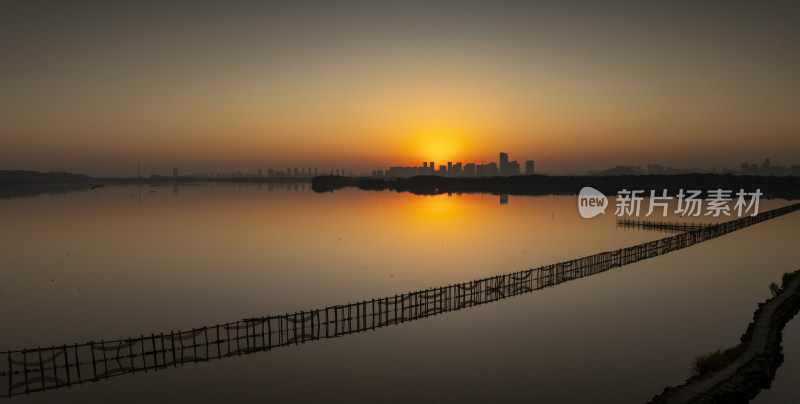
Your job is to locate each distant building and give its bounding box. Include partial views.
[388,166,418,177]
[463,163,476,177]
[499,152,509,175]
[739,163,761,175]
[498,152,520,176]
[596,165,644,176]
[647,164,665,174]
[375,152,534,178]
[525,160,535,175]
[414,162,428,175]
[736,158,794,176]
[476,162,498,177]
[452,162,462,177]
[173,167,178,177]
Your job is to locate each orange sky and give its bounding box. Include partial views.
[0,2,798,176]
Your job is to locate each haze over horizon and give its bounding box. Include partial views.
[1,1,798,177]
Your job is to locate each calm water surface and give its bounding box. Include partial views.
[752,313,800,403]
[0,184,797,403]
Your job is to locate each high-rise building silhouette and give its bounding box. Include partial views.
[388,166,417,177]
[499,152,509,175]
[476,162,498,177]
[173,167,178,177]
[452,162,462,177]
[509,161,520,175]
[377,152,534,178]
[525,160,535,175]
[463,163,476,177]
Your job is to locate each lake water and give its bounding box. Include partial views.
[1,183,798,403]
[751,309,800,403]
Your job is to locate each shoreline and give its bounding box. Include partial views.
[311,174,800,200]
[0,176,313,198]
[3,171,799,200]
[651,270,800,403]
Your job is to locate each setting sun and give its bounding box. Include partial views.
[407,129,472,164]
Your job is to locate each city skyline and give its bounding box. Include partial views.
[1,2,798,177]
[30,153,794,179]
[2,2,800,402]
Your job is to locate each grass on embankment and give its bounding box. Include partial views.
[691,344,748,375]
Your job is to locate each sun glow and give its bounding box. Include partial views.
[407,128,471,164]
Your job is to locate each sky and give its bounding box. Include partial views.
[0,1,798,176]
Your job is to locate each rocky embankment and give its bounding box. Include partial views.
[651,270,800,403]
